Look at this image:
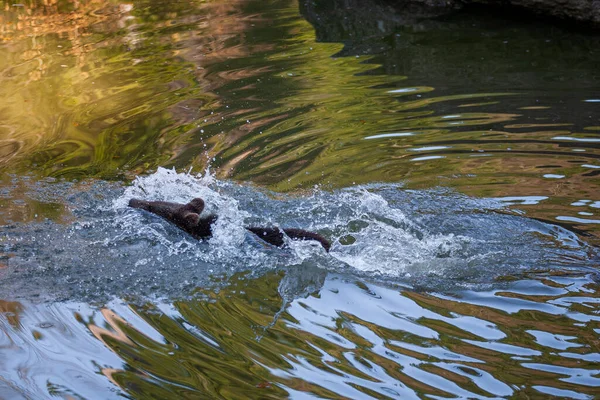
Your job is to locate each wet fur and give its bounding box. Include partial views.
[128,198,331,251]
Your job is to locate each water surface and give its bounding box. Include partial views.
[1,0,599,398]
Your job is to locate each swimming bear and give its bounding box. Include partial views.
[128,198,331,252]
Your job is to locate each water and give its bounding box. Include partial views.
[2,169,599,398]
[1,0,599,398]
[2,272,600,398]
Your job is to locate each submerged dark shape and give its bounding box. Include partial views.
[128,198,331,252]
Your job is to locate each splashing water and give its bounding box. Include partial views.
[0,168,595,303]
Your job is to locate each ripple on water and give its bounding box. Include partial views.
[0,168,596,303]
[0,169,598,398]
[2,270,598,398]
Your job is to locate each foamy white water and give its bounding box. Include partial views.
[0,169,595,303]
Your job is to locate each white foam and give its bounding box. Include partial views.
[323,188,473,277]
[116,167,218,209]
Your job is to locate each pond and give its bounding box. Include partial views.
[1,0,599,398]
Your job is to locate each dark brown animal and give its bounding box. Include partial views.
[128,198,331,252]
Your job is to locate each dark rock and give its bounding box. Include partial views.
[464,0,600,27]
[301,0,600,29]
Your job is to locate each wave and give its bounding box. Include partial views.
[0,168,595,302]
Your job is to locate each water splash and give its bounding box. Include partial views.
[0,169,595,303]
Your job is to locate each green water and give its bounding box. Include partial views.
[1,0,599,237]
[1,0,599,398]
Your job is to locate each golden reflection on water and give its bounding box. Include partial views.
[1,0,212,178]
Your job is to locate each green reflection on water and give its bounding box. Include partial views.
[2,0,599,244]
[0,0,516,185]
